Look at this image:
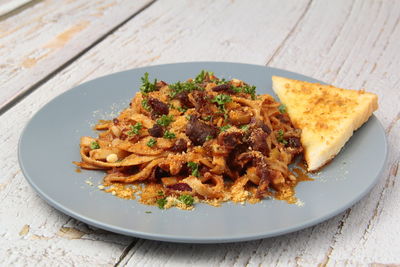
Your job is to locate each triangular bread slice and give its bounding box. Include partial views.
[272,76,378,171]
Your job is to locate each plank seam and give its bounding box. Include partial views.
[0,0,157,117]
[265,0,313,66]
[113,239,138,267]
[318,209,351,266]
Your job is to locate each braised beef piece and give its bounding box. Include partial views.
[226,144,248,171]
[148,124,164,137]
[286,137,301,148]
[189,91,212,115]
[154,166,170,179]
[217,131,244,149]
[248,128,269,154]
[170,138,188,153]
[174,91,193,108]
[250,118,271,134]
[167,183,192,191]
[212,84,234,93]
[186,116,218,146]
[148,97,169,117]
[113,118,119,124]
[276,113,290,124]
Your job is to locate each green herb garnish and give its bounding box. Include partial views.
[140,72,157,94]
[141,99,151,111]
[278,104,287,114]
[220,124,232,132]
[194,70,213,84]
[240,124,250,131]
[145,211,152,214]
[156,115,174,127]
[215,78,228,85]
[205,135,213,141]
[169,81,202,98]
[277,129,288,145]
[90,141,100,150]
[177,106,187,113]
[147,138,157,147]
[212,94,232,106]
[202,115,212,121]
[187,162,200,177]
[163,130,176,139]
[156,198,167,209]
[178,195,194,206]
[157,190,165,196]
[185,115,191,120]
[232,84,257,99]
[128,122,142,136]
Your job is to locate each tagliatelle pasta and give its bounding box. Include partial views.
[74,71,306,209]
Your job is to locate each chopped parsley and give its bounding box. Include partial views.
[145,211,152,214]
[187,162,200,177]
[194,70,214,84]
[185,115,191,120]
[220,124,232,132]
[169,81,201,98]
[141,99,151,111]
[127,122,142,136]
[202,115,212,121]
[163,130,176,139]
[90,141,100,150]
[156,115,174,127]
[240,124,250,131]
[178,195,194,206]
[232,84,257,99]
[206,135,213,141]
[212,94,232,106]
[157,190,165,196]
[215,78,228,85]
[278,104,287,114]
[147,138,157,147]
[156,198,167,209]
[277,129,288,145]
[177,106,187,113]
[140,72,157,94]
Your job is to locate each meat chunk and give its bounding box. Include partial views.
[248,128,269,154]
[186,116,218,146]
[174,91,193,108]
[217,130,244,149]
[212,84,234,93]
[148,124,164,137]
[170,138,188,153]
[167,183,192,191]
[148,97,169,117]
[286,137,301,148]
[189,90,212,115]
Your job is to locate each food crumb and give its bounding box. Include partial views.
[85,180,93,186]
[98,185,105,190]
[111,191,116,196]
[295,199,305,207]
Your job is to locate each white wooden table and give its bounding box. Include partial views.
[1,0,399,266]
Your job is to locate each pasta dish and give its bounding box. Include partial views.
[74,71,305,209]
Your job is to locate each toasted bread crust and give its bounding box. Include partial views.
[272,76,378,171]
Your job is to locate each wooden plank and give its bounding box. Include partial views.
[0,0,153,111]
[1,0,400,265]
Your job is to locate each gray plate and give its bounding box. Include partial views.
[19,62,388,243]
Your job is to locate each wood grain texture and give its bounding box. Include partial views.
[0,0,153,111]
[0,0,399,266]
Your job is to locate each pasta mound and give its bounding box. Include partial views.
[74,71,305,209]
